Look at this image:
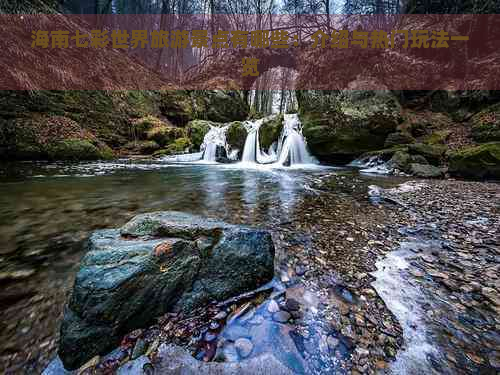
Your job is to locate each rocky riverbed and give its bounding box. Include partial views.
[2,162,499,374]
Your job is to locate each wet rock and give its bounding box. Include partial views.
[116,355,151,375]
[295,265,306,276]
[223,325,250,341]
[273,311,291,323]
[408,163,444,178]
[204,332,218,342]
[42,356,73,375]
[154,344,293,374]
[58,211,275,370]
[327,336,339,351]
[234,338,253,358]
[284,298,300,312]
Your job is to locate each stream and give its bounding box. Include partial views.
[2,159,497,375]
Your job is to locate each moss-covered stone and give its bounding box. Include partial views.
[449,143,500,179]
[299,89,402,162]
[186,120,214,151]
[470,103,500,143]
[259,115,283,151]
[424,130,452,145]
[384,132,415,147]
[409,163,444,178]
[1,115,115,160]
[124,140,160,154]
[388,151,411,171]
[226,121,246,152]
[408,143,446,165]
[153,138,192,157]
[47,139,103,160]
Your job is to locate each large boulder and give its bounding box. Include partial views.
[408,163,444,178]
[407,143,446,165]
[226,121,247,152]
[59,212,275,370]
[299,88,402,163]
[259,115,284,151]
[449,142,500,179]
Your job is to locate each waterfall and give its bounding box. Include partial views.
[161,124,229,163]
[275,114,316,166]
[201,125,229,162]
[241,116,276,164]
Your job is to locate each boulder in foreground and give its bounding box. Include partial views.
[58,211,275,370]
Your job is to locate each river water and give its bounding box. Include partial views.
[0,159,406,373]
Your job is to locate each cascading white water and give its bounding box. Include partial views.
[241,116,276,164]
[161,124,230,163]
[276,114,316,166]
[201,125,229,162]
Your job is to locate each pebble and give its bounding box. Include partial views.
[273,311,291,323]
[234,338,253,358]
[295,266,306,276]
[284,298,300,312]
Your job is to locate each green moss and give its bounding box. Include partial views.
[226,121,246,151]
[408,143,446,164]
[154,138,192,157]
[449,142,500,179]
[259,115,283,150]
[124,140,160,154]
[47,139,101,161]
[471,103,500,143]
[186,120,213,150]
[424,130,452,145]
[298,90,401,162]
[384,132,415,147]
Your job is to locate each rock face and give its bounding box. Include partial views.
[449,142,500,179]
[59,212,275,370]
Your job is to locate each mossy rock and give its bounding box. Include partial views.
[48,139,113,161]
[226,121,246,152]
[449,142,500,179]
[299,89,402,162]
[470,103,500,143]
[388,151,411,171]
[147,126,185,147]
[154,138,192,157]
[124,140,160,154]
[384,132,415,147]
[424,130,452,145]
[408,143,446,165]
[408,163,444,178]
[259,115,284,151]
[186,120,214,151]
